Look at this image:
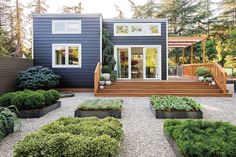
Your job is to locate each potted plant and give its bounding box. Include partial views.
[196,67,211,81]
[99,76,106,85]
[101,65,111,81]
[106,80,112,86]
[205,72,213,82]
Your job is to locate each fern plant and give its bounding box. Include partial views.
[0,106,21,141]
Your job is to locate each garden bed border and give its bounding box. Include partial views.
[150,103,203,119]
[74,109,121,119]
[164,132,184,157]
[17,101,61,118]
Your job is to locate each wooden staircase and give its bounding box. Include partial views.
[95,81,232,97]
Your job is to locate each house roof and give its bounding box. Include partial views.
[168,36,202,48]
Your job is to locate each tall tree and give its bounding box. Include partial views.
[114,5,124,18]
[0,0,11,28]
[62,2,82,14]
[29,0,48,15]
[218,0,236,28]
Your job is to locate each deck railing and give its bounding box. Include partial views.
[183,63,227,93]
[94,62,101,94]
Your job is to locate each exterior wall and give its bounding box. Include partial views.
[103,19,168,80]
[33,14,101,88]
[0,57,33,95]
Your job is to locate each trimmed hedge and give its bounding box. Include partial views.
[0,90,60,110]
[150,96,202,111]
[164,120,236,157]
[14,117,123,157]
[78,99,123,110]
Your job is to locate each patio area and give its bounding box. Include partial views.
[0,85,235,157]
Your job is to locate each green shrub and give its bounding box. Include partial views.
[102,65,111,73]
[0,106,21,141]
[164,120,236,157]
[11,92,27,110]
[196,66,211,77]
[36,90,54,105]
[78,99,123,111]
[17,66,61,90]
[150,96,202,111]
[24,93,45,110]
[47,89,60,103]
[14,117,123,157]
[0,92,15,107]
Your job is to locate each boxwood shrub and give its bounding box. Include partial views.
[14,117,123,157]
[0,90,60,110]
[164,120,236,157]
[150,96,202,111]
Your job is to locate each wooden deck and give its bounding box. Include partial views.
[95,77,232,97]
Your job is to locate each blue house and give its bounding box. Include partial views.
[33,14,168,88]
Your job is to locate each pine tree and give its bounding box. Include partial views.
[62,2,82,14]
[218,0,236,28]
[29,0,48,15]
[114,5,124,18]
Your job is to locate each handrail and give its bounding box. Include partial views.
[183,62,227,93]
[94,62,101,95]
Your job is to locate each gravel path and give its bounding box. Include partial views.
[0,85,235,157]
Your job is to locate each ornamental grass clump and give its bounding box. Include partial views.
[78,99,123,111]
[164,120,236,157]
[150,96,202,111]
[14,117,123,157]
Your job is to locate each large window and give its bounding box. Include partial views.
[52,20,81,34]
[52,44,81,68]
[114,23,161,36]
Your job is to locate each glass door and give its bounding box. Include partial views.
[115,47,130,79]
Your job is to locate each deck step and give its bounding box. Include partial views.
[105,85,219,89]
[98,89,223,93]
[112,81,209,85]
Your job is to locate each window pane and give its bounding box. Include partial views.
[117,48,129,78]
[131,25,142,33]
[116,26,128,34]
[149,25,159,34]
[67,21,81,32]
[54,22,66,32]
[68,46,79,65]
[146,48,157,78]
[55,46,66,65]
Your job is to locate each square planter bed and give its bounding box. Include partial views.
[150,96,203,119]
[75,99,122,118]
[164,120,236,157]
[17,101,61,118]
[14,117,123,157]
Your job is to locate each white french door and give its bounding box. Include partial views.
[114,45,161,80]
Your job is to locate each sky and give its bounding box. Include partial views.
[21,0,149,18]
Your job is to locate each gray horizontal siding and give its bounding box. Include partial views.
[33,16,101,88]
[103,21,167,80]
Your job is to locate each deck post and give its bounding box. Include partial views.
[202,40,206,63]
[191,44,194,64]
[182,48,184,65]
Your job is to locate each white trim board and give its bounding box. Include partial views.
[52,44,82,68]
[114,45,162,80]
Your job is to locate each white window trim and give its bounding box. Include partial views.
[114,23,161,36]
[114,45,162,80]
[52,44,82,68]
[52,20,81,34]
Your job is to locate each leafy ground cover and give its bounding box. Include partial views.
[150,96,202,111]
[164,120,236,157]
[14,117,123,157]
[77,99,122,111]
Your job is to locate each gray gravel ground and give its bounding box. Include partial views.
[0,85,235,157]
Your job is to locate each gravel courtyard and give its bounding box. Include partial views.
[0,85,235,157]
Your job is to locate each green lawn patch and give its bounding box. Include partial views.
[164,120,236,157]
[14,117,123,157]
[77,99,122,111]
[150,96,202,111]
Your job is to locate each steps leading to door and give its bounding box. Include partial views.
[95,81,232,97]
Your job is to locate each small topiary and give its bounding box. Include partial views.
[24,93,45,110]
[0,92,15,107]
[196,67,211,77]
[36,90,54,105]
[47,89,60,103]
[102,65,111,73]
[17,66,61,90]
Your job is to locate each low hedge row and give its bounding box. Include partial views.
[150,96,202,111]
[14,117,123,157]
[0,90,60,110]
[164,120,236,157]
